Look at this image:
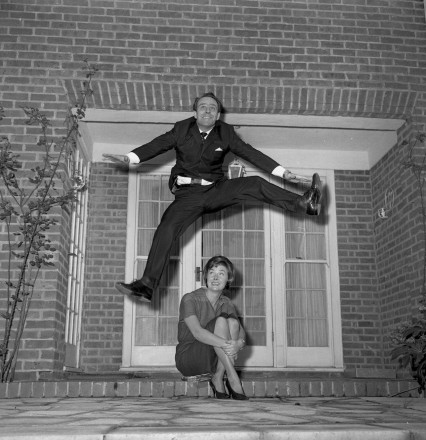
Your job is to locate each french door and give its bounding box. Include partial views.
[121,168,342,370]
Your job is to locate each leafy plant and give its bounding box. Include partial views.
[390,132,426,394]
[0,60,97,382]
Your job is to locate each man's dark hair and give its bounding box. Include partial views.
[192,92,223,113]
[203,255,235,289]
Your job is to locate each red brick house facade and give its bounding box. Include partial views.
[0,0,425,386]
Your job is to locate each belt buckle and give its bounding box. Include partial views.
[177,175,192,186]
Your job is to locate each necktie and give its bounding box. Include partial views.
[201,132,207,141]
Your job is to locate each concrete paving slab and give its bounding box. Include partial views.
[105,426,261,440]
[0,396,425,440]
[259,426,410,440]
[386,424,426,440]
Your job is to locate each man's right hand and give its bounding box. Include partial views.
[102,154,130,168]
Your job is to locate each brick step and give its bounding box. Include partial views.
[0,377,420,399]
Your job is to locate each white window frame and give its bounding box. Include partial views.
[64,141,90,370]
[270,168,343,370]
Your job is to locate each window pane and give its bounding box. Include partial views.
[138,202,159,227]
[306,234,326,260]
[137,230,154,256]
[245,288,265,316]
[244,259,264,286]
[244,231,264,258]
[244,204,263,230]
[135,317,156,345]
[226,287,243,315]
[305,263,326,289]
[286,290,306,318]
[139,176,160,200]
[159,317,179,345]
[202,231,222,256]
[287,319,306,347]
[223,231,243,257]
[223,205,243,229]
[285,233,305,260]
[285,212,304,232]
[286,263,304,288]
[307,290,327,318]
[308,320,328,346]
[244,317,266,346]
[306,217,324,233]
[231,258,244,286]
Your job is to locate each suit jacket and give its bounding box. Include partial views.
[131,117,280,191]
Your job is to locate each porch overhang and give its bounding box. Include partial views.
[78,109,405,171]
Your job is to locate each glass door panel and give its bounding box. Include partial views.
[283,181,335,367]
[198,201,273,367]
[129,174,181,366]
[134,260,180,347]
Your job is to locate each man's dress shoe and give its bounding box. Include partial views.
[115,280,153,303]
[299,173,322,215]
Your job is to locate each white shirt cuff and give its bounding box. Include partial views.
[271,165,285,178]
[127,152,140,164]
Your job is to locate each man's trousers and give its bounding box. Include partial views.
[139,176,302,291]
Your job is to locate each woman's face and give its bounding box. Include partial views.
[206,264,229,292]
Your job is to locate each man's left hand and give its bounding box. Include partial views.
[283,170,297,181]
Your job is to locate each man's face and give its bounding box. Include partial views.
[194,97,220,131]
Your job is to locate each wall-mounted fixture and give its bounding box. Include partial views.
[378,187,394,219]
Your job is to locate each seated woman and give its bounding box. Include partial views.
[175,255,248,400]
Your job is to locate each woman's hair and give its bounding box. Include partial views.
[203,255,235,289]
[192,92,223,113]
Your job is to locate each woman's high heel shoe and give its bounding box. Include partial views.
[225,379,249,400]
[209,380,229,399]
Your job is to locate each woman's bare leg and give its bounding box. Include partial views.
[228,317,240,340]
[225,317,244,392]
[212,316,244,394]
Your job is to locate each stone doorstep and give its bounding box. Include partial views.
[0,378,421,399]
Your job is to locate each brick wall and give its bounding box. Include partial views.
[1,0,426,377]
[334,170,384,372]
[79,163,128,372]
[371,121,426,368]
[336,120,426,374]
[15,213,70,380]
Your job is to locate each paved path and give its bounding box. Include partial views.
[0,396,425,439]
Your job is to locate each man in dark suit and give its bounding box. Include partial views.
[115,92,322,303]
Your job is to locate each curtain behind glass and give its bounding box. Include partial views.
[202,203,267,346]
[134,175,180,346]
[285,207,328,348]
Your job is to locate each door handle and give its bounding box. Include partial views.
[195,266,202,282]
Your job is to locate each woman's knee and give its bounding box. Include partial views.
[214,316,228,330]
[227,317,240,332]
